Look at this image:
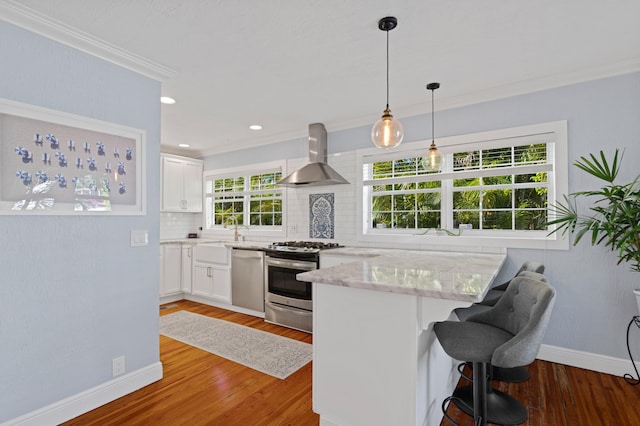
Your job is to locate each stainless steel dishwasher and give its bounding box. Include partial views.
[231,248,265,313]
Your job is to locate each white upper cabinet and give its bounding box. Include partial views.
[161,154,203,212]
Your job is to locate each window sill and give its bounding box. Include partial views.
[357,231,568,251]
[201,228,286,240]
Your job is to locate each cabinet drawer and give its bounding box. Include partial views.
[194,243,228,264]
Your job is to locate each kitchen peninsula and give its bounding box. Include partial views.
[298,250,506,426]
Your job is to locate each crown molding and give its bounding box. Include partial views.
[192,58,640,157]
[197,128,310,158]
[327,56,640,135]
[394,56,640,120]
[0,0,176,81]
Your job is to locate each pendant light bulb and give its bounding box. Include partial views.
[372,107,404,148]
[425,141,443,171]
[423,82,443,171]
[372,16,404,149]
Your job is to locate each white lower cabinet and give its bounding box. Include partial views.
[193,263,231,303]
[160,242,232,305]
[191,243,232,304]
[160,244,182,297]
[181,244,193,293]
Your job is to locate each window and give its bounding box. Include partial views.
[368,157,442,230]
[204,163,284,231]
[358,121,568,249]
[450,143,549,231]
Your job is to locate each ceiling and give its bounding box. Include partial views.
[2,0,640,158]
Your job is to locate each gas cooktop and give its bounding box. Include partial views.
[267,241,343,253]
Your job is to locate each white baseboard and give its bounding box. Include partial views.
[160,293,184,304]
[3,344,636,425]
[2,362,163,426]
[538,344,639,377]
[183,294,265,318]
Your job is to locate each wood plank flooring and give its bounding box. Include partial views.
[441,358,640,425]
[61,300,640,425]
[62,300,317,426]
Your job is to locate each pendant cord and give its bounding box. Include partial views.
[431,89,435,143]
[386,29,390,109]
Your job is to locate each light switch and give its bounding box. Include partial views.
[131,229,149,247]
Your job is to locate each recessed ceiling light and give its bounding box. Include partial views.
[160,97,176,104]
[178,143,190,148]
[249,124,263,130]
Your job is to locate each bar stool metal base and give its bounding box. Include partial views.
[493,365,530,383]
[452,385,528,425]
[460,362,530,383]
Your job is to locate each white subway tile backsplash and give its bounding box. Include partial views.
[160,212,202,239]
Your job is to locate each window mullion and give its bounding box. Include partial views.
[441,153,453,229]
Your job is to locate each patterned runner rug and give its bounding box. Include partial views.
[160,310,312,379]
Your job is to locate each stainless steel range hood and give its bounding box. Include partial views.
[277,123,349,187]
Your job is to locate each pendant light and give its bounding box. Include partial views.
[371,16,404,149]
[423,82,443,171]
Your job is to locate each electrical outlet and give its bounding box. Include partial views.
[112,356,125,377]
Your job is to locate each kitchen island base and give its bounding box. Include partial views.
[313,283,467,426]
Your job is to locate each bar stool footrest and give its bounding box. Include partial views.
[452,385,528,425]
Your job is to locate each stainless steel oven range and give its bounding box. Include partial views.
[264,241,341,333]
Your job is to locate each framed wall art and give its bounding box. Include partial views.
[0,98,146,215]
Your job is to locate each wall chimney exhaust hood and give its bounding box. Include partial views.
[277,123,349,187]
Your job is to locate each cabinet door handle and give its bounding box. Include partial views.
[207,267,212,277]
[188,247,192,257]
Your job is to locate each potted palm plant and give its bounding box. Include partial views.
[547,149,640,311]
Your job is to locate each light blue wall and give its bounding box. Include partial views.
[205,72,640,360]
[0,21,161,421]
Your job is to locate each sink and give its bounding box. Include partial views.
[194,242,228,263]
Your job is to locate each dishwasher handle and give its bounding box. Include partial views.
[232,248,265,259]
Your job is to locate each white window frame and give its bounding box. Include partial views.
[356,121,569,250]
[201,160,287,239]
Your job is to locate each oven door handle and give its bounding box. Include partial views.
[266,257,316,270]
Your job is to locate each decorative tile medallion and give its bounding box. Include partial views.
[309,193,334,239]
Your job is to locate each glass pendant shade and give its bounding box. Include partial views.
[372,108,404,148]
[372,16,403,149]
[423,82,442,171]
[423,142,443,171]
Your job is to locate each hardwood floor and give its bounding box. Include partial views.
[440,361,640,426]
[62,300,640,426]
[62,300,317,426]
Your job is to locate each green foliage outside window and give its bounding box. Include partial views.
[369,144,549,231]
[207,170,282,228]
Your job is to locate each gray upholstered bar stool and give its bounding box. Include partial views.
[455,270,548,322]
[477,261,546,307]
[454,270,548,384]
[434,275,556,426]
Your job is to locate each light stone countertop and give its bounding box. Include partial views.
[160,238,271,250]
[160,238,218,244]
[319,247,409,257]
[223,241,271,250]
[298,250,506,301]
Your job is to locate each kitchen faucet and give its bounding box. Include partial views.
[224,216,241,241]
